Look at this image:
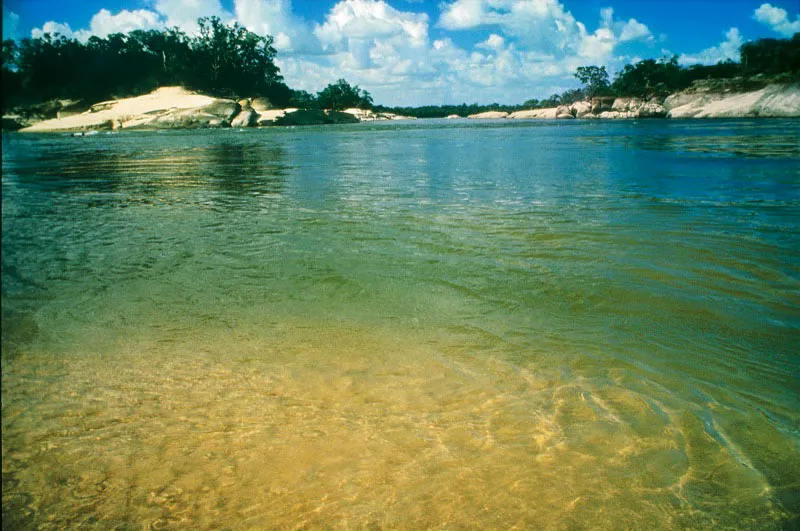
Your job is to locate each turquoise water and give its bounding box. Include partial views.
[2,119,799,529]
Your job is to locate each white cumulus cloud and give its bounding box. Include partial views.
[619,19,652,42]
[234,0,319,53]
[153,0,232,33]
[477,34,506,51]
[315,0,428,49]
[87,9,163,38]
[679,27,743,65]
[19,0,671,106]
[31,21,84,40]
[753,3,800,37]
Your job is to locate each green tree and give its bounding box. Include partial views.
[190,16,282,97]
[317,79,372,110]
[740,33,800,75]
[611,56,684,98]
[2,39,21,111]
[574,65,610,97]
[289,89,318,108]
[559,88,585,104]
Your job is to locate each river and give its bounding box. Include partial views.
[2,119,799,529]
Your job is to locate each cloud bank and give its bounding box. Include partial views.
[22,0,799,105]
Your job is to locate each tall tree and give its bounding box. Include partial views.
[574,65,610,97]
[611,56,683,98]
[190,16,282,98]
[317,79,372,110]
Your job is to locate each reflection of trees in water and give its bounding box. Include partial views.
[204,142,287,194]
[4,136,289,204]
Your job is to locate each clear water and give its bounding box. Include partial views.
[2,119,799,529]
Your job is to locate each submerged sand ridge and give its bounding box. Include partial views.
[1,321,793,529]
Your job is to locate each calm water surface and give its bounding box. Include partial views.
[2,119,799,529]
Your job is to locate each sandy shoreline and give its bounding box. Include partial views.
[9,82,800,133]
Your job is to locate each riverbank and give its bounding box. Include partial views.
[6,87,414,133]
[466,80,800,120]
[5,79,799,133]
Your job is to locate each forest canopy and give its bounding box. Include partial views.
[0,17,372,113]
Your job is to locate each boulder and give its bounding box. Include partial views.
[570,100,592,118]
[150,109,230,128]
[638,101,667,118]
[198,100,240,121]
[611,97,642,112]
[342,107,374,120]
[327,110,361,124]
[591,96,615,114]
[231,109,258,127]
[598,111,637,119]
[250,97,274,112]
[665,83,800,118]
[89,100,117,113]
[508,108,558,119]
[120,115,157,129]
[274,109,359,126]
[237,98,252,111]
[256,109,294,125]
[467,111,509,119]
[555,105,575,119]
[445,114,461,119]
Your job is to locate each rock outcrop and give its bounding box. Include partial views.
[508,97,667,120]
[638,101,667,118]
[591,96,615,114]
[250,97,274,112]
[15,87,370,132]
[555,105,575,119]
[274,109,360,126]
[571,101,592,118]
[508,108,558,119]
[20,87,232,132]
[340,108,414,121]
[611,97,642,113]
[598,111,637,119]
[12,79,799,132]
[231,108,258,127]
[665,82,800,118]
[468,111,509,119]
[255,109,296,125]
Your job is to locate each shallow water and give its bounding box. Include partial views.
[2,119,799,529]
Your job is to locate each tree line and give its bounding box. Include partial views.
[573,32,798,102]
[381,32,799,117]
[1,21,797,117]
[1,17,373,114]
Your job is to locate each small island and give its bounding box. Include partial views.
[2,18,798,133]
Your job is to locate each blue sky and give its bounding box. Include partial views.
[3,0,799,105]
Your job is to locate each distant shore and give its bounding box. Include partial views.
[466,80,799,121]
[4,79,799,133]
